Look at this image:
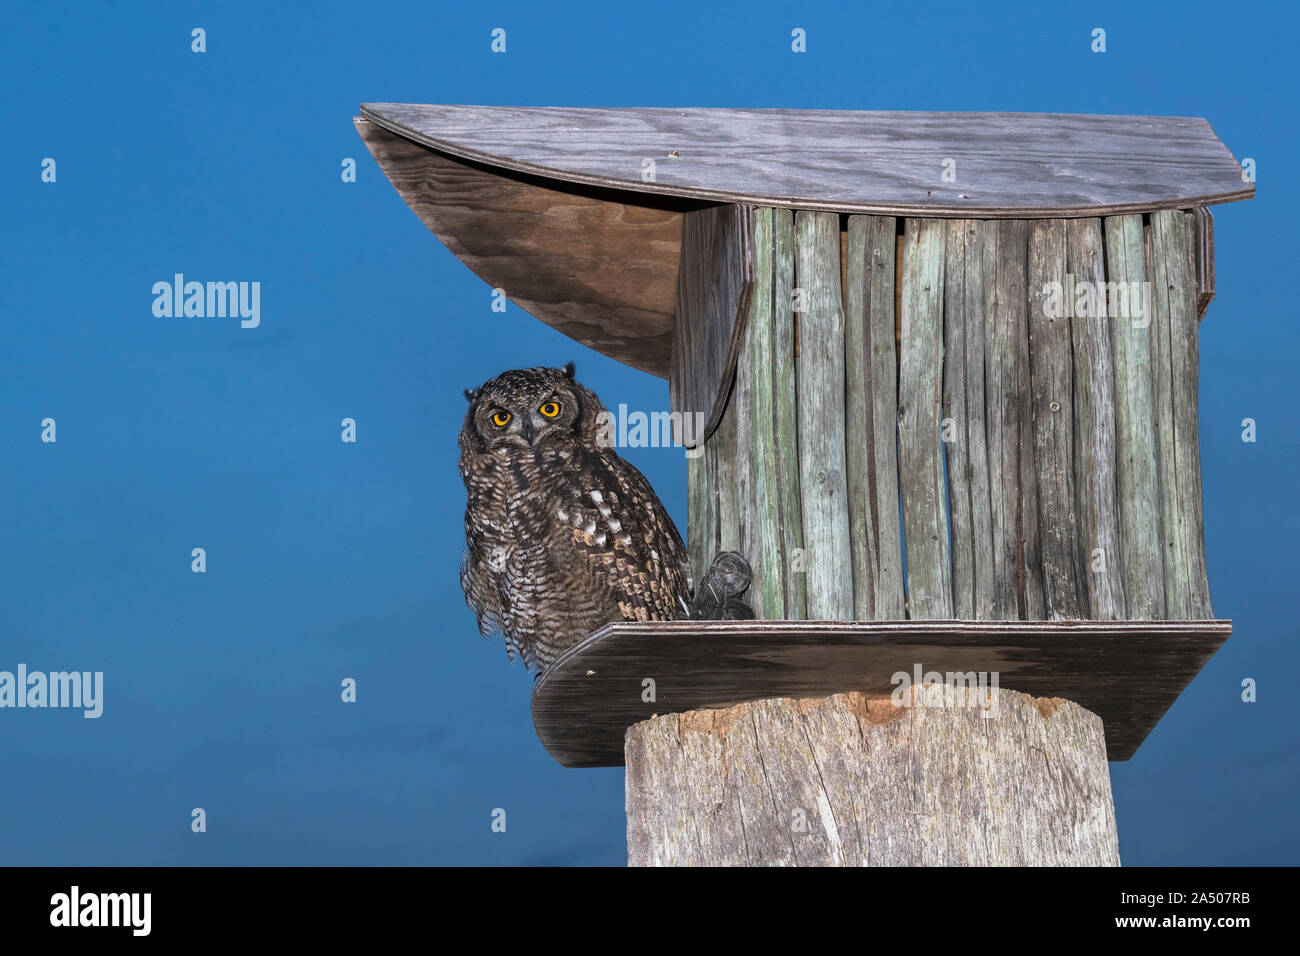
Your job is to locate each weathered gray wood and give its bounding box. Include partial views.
[942,220,995,620]
[899,219,953,618]
[1150,210,1214,619]
[670,204,755,444]
[355,117,682,377]
[625,687,1120,866]
[845,216,905,620]
[1067,219,1127,621]
[1027,220,1086,620]
[844,218,877,620]
[772,209,806,619]
[1105,215,1166,619]
[677,206,753,583]
[1192,206,1215,320]
[794,211,854,620]
[867,221,906,620]
[732,338,755,579]
[712,383,741,560]
[363,104,1254,218]
[686,436,716,590]
[740,209,779,619]
[983,221,1044,620]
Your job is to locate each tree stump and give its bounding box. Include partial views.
[625,683,1120,866]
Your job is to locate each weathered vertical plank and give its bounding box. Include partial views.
[1192,206,1215,320]
[670,204,755,446]
[714,372,741,560]
[1067,219,1127,621]
[1150,209,1213,618]
[772,208,807,619]
[742,208,780,619]
[846,215,905,620]
[898,218,953,619]
[1027,220,1086,619]
[795,211,854,620]
[941,221,971,619]
[942,220,995,620]
[845,218,877,619]
[686,444,715,589]
[679,206,749,587]
[868,220,906,620]
[1104,214,1166,620]
[983,220,1044,620]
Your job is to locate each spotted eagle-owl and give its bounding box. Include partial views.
[458,363,695,672]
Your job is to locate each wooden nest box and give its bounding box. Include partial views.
[357,105,1251,865]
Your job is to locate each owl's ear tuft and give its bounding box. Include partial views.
[463,387,480,404]
[562,362,576,380]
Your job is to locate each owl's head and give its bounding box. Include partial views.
[460,362,603,453]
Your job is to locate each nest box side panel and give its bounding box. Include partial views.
[669,203,755,442]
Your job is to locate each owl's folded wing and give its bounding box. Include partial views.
[549,448,691,624]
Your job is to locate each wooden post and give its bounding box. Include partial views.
[626,684,1120,866]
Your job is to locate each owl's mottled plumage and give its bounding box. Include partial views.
[458,363,693,672]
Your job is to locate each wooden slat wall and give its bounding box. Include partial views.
[686,206,1214,624]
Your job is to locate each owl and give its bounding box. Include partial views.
[458,363,696,672]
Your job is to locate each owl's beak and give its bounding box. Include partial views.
[521,419,536,444]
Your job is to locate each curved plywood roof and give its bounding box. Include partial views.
[360,103,1252,218]
[356,104,1251,381]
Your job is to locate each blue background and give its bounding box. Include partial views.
[0,0,1294,866]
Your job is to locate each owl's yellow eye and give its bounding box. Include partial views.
[539,401,561,419]
[491,411,512,427]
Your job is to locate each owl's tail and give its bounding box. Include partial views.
[687,551,755,621]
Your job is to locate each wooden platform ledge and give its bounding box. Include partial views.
[530,619,1231,767]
